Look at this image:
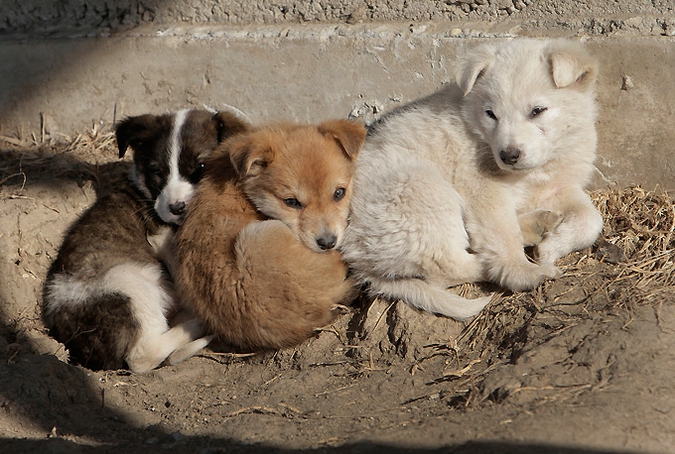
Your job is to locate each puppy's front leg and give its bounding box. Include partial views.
[467,202,560,292]
[535,188,603,265]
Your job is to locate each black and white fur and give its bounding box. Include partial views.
[42,109,248,372]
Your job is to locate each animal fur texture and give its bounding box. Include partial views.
[175,121,366,351]
[341,39,602,320]
[42,109,247,372]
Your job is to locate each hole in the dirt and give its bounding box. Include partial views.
[499,321,533,364]
[344,290,371,342]
[486,387,510,404]
[444,393,469,408]
[385,308,407,357]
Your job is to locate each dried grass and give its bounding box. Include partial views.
[439,185,675,406]
[596,186,675,287]
[0,125,126,192]
[0,123,119,188]
[466,187,675,330]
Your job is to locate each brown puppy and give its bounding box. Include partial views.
[175,120,366,351]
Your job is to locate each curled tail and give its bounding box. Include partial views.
[367,276,492,321]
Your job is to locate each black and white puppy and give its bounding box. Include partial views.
[42,109,249,372]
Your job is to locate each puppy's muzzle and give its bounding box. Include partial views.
[316,234,338,251]
[499,147,521,166]
[169,201,186,216]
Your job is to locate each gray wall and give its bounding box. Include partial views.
[1,1,674,188]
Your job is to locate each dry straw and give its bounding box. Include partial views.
[1,124,123,190]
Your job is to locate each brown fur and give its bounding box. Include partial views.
[228,121,365,253]
[175,121,366,351]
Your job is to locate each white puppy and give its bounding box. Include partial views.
[341,39,602,320]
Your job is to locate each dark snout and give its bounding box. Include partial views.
[316,234,338,251]
[169,201,186,216]
[499,147,521,166]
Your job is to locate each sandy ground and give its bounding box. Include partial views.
[2,131,675,454]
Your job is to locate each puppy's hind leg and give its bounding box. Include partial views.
[109,263,208,373]
[167,335,215,366]
[128,317,210,372]
[344,163,485,288]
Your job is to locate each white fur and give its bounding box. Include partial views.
[341,39,602,319]
[45,262,208,373]
[155,109,195,225]
[45,262,168,315]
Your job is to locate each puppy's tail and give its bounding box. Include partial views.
[367,277,492,321]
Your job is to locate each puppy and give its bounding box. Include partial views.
[42,109,247,372]
[175,121,366,351]
[341,39,602,320]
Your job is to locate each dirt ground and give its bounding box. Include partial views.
[2,128,675,454]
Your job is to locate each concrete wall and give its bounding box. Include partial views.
[3,1,675,31]
[1,1,674,188]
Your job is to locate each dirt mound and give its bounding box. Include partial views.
[2,132,675,452]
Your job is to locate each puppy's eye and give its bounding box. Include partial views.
[333,188,346,202]
[530,106,548,118]
[148,164,161,177]
[485,109,498,121]
[190,162,206,184]
[283,198,303,209]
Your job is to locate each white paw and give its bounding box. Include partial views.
[499,262,560,292]
[167,335,215,365]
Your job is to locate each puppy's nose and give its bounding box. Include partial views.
[499,148,521,165]
[316,234,337,251]
[169,201,186,216]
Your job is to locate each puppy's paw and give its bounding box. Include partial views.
[498,261,561,292]
[539,263,562,279]
[148,226,174,253]
[167,335,215,366]
[519,209,564,247]
[539,210,564,233]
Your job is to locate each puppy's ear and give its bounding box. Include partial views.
[455,46,494,95]
[213,110,251,143]
[227,133,274,178]
[115,114,156,159]
[549,42,598,90]
[318,120,367,160]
